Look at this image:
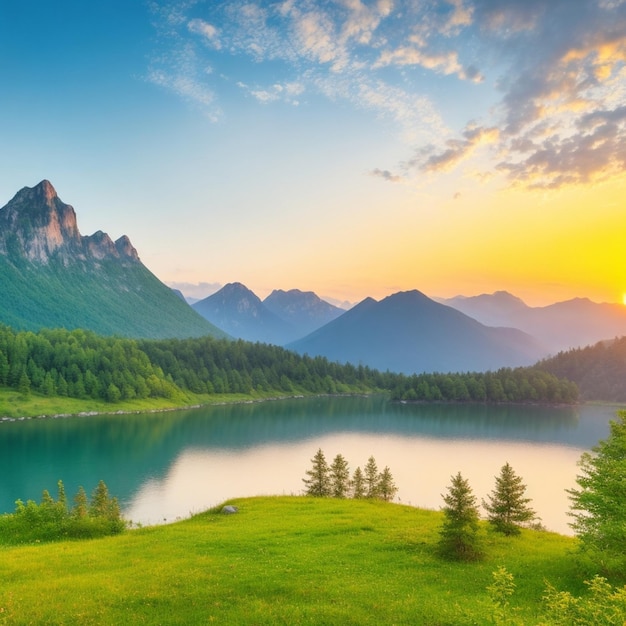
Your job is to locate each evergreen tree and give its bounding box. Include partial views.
[329,453,351,498]
[90,480,112,517]
[351,466,366,499]
[438,472,483,561]
[17,370,31,397]
[482,462,536,535]
[302,449,331,497]
[378,466,398,502]
[57,480,67,508]
[72,486,88,518]
[568,410,626,573]
[364,456,380,499]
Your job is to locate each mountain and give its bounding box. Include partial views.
[192,284,345,345]
[192,282,294,344]
[536,336,626,402]
[287,290,545,374]
[0,180,226,339]
[263,289,344,339]
[441,291,626,353]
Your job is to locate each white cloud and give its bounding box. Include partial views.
[148,0,626,191]
[188,18,221,49]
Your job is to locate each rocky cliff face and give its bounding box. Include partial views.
[0,180,139,264]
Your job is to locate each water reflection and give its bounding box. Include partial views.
[0,397,620,534]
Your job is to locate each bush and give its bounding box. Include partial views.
[0,480,126,545]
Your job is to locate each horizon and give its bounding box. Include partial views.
[2,1,625,308]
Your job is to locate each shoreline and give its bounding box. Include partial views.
[1,392,615,424]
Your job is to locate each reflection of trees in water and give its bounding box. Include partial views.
[0,397,614,516]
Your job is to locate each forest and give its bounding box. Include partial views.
[536,336,626,402]
[0,324,582,405]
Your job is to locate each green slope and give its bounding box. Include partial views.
[0,496,587,625]
[0,255,227,339]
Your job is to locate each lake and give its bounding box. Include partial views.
[0,396,621,535]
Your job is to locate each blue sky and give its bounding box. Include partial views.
[1,0,625,306]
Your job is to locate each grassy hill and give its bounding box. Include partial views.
[0,496,590,625]
[0,255,226,340]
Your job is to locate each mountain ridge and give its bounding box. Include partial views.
[441,291,626,353]
[288,289,545,374]
[0,181,226,339]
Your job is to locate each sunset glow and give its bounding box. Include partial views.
[2,1,625,306]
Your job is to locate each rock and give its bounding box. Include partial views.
[221,505,239,514]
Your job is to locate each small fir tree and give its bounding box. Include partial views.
[483,462,536,535]
[330,453,351,498]
[57,480,67,508]
[364,456,380,499]
[302,448,331,497]
[378,466,398,502]
[438,471,483,561]
[351,466,366,499]
[72,486,88,518]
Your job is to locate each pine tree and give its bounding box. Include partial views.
[329,453,351,498]
[438,472,483,561]
[72,486,88,518]
[90,480,112,517]
[17,370,31,397]
[364,456,380,499]
[351,466,366,498]
[57,480,67,508]
[302,448,331,497]
[483,462,536,535]
[378,466,398,502]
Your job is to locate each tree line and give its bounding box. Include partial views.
[0,324,580,404]
[302,450,398,501]
[388,368,579,403]
[536,336,626,402]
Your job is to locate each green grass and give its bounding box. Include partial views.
[0,387,310,420]
[0,496,587,625]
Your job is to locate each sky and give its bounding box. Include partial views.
[1,0,625,307]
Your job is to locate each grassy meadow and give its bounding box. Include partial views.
[0,496,589,625]
[0,387,296,420]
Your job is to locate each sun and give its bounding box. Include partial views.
[623,293,626,306]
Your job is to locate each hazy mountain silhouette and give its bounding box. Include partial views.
[441,291,626,353]
[192,284,346,345]
[192,282,294,344]
[263,289,344,339]
[288,290,545,374]
[0,181,226,339]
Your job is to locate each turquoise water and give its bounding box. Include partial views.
[0,396,620,534]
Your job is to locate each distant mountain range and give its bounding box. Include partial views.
[439,291,626,354]
[2,181,625,376]
[287,290,545,374]
[192,283,343,345]
[0,181,226,339]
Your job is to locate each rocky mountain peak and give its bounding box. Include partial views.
[0,180,139,264]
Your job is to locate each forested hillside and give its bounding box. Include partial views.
[0,324,579,407]
[536,336,626,402]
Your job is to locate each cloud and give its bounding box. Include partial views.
[373,47,483,82]
[497,105,626,188]
[370,168,403,183]
[147,0,476,140]
[188,18,221,49]
[239,80,305,105]
[419,125,499,172]
[413,0,626,189]
[148,0,626,191]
